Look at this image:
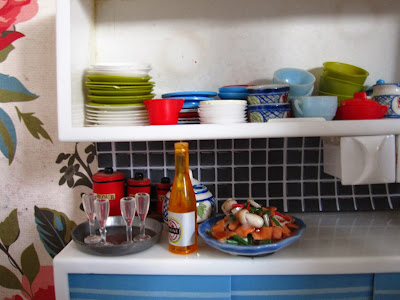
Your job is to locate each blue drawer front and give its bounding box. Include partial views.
[374,273,400,300]
[231,274,374,300]
[69,274,230,300]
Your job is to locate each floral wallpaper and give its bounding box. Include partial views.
[0,1,97,299]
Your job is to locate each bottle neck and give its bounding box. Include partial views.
[174,151,188,176]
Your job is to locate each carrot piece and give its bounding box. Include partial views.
[212,230,236,242]
[286,222,299,229]
[272,226,283,240]
[281,224,291,237]
[252,226,273,241]
[228,220,240,231]
[234,225,255,238]
[212,219,226,232]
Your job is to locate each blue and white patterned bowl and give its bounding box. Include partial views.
[247,103,290,122]
[247,84,290,104]
[373,94,400,118]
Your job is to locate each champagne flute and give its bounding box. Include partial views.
[134,192,151,241]
[81,193,101,244]
[120,197,136,243]
[94,198,112,245]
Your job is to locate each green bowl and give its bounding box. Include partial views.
[318,90,352,106]
[323,62,369,85]
[319,75,365,96]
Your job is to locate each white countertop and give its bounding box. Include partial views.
[54,211,400,276]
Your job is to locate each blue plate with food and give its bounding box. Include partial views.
[198,199,306,256]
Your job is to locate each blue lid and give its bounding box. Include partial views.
[162,91,217,98]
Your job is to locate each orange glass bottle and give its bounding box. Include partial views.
[168,142,197,254]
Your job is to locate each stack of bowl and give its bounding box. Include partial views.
[161,91,217,124]
[218,85,254,100]
[318,62,369,106]
[198,100,247,124]
[272,68,315,99]
[246,85,291,122]
[85,63,155,126]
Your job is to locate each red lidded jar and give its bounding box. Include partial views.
[127,173,151,197]
[92,167,125,216]
[156,177,172,215]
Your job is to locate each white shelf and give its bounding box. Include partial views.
[57,0,400,142]
[59,119,400,142]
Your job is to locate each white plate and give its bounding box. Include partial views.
[86,109,147,115]
[199,100,247,106]
[85,104,146,111]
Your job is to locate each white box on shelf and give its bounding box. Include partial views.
[323,135,396,185]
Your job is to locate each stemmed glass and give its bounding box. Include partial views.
[94,198,112,245]
[134,192,151,241]
[81,193,101,244]
[120,197,136,243]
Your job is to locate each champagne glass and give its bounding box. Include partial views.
[134,192,151,241]
[94,198,112,245]
[81,193,101,244]
[120,197,136,243]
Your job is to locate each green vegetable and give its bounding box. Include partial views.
[249,207,262,214]
[232,235,249,246]
[247,233,254,245]
[263,209,271,215]
[229,214,236,223]
[271,216,282,227]
[259,239,272,244]
[226,239,239,245]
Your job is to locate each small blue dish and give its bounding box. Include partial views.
[166,96,215,101]
[218,92,248,100]
[198,215,306,256]
[218,85,254,94]
[162,91,217,98]
[247,103,290,122]
[246,84,290,94]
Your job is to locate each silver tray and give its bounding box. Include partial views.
[71,216,163,256]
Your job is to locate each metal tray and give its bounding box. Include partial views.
[71,216,163,256]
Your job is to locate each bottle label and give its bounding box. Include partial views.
[97,194,116,200]
[168,211,195,246]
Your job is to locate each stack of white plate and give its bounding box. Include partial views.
[198,100,248,124]
[88,62,152,77]
[85,103,149,126]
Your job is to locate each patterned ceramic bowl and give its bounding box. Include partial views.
[247,103,290,122]
[246,84,289,104]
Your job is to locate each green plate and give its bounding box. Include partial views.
[88,94,155,104]
[85,81,155,88]
[86,74,152,82]
[89,89,153,96]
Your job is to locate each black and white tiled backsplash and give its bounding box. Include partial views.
[96,137,400,214]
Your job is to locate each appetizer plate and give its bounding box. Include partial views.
[86,103,146,110]
[72,216,162,256]
[86,74,152,82]
[162,91,218,98]
[88,89,153,96]
[198,215,306,256]
[85,81,155,87]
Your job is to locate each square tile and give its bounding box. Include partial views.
[390,196,400,209]
[373,197,391,210]
[217,140,232,149]
[97,153,112,168]
[234,167,249,181]
[268,183,283,197]
[286,166,301,180]
[303,150,319,164]
[388,183,400,194]
[251,150,266,165]
[218,167,233,181]
[303,166,318,179]
[96,142,112,152]
[287,137,303,148]
[268,199,284,211]
[132,153,148,167]
[304,182,318,196]
[189,152,198,165]
[251,138,267,149]
[287,200,303,212]
[118,169,131,179]
[304,137,321,148]
[338,198,355,211]
[200,140,215,150]
[268,166,283,181]
[116,153,131,168]
[149,169,165,183]
[320,182,335,196]
[268,150,283,165]
[251,167,266,181]
[148,141,164,150]
[356,197,373,211]
[217,184,233,198]
[304,198,320,212]
[217,151,232,165]
[354,185,370,195]
[321,198,338,212]
[287,182,302,197]
[234,183,249,198]
[115,142,130,151]
[149,153,164,167]
[131,142,147,151]
[269,138,284,148]
[234,139,249,149]
[286,150,302,164]
[200,152,215,166]
[234,151,249,165]
[337,183,353,196]
[370,184,387,195]
[201,168,215,182]
[251,183,266,198]
[165,152,175,166]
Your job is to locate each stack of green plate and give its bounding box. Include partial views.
[86,74,155,105]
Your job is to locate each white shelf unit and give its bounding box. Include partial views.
[56,0,400,142]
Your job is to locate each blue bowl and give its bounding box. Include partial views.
[162,91,217,98]
[218,92,248,100]
[247,103,290,122]
[198,215,306,256]
[273,68,316,97]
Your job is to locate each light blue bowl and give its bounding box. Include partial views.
[247,103,290,122]
[273,68,316,97]
[291,96,337,120]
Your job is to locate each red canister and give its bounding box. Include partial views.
[92,167,125,216]
[127,173,151,197]
[156,177,172,215]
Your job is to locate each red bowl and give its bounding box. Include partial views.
[143,98,184,125]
